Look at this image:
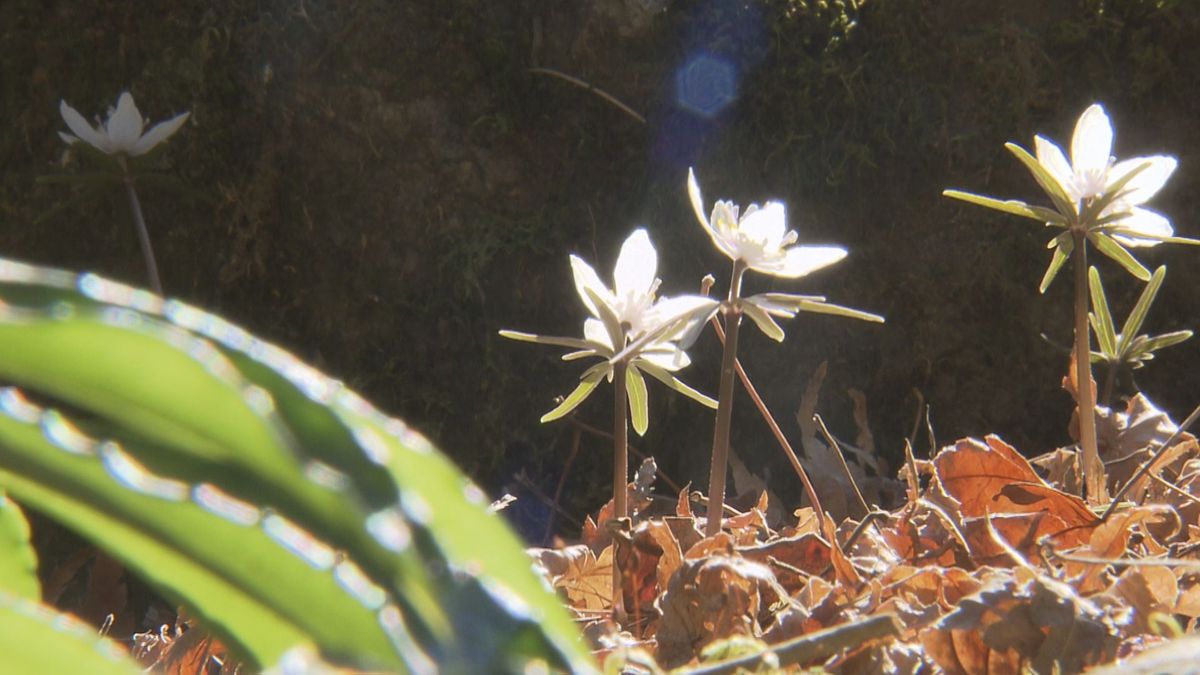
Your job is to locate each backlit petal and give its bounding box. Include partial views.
[761,245,847,278]
[59,100,110,152]
[1109,208,1172,248]
[613,229,657,298]
[1108,155,1176,206]
[1034,135,1076,201]
[1071,104,1113,176]
[107,92,145,153]
[569,255,614,318]
[739,202,787,247]
[687,168,709,229]
[132,111,190,156]
[583,318,613,350]
[640,345,690,372]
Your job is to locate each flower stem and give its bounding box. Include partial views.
[1072,232,1106,503]
[121,167,163,296]
[612,360,629,521]
[611,359,628,617]
[706,261,747,537]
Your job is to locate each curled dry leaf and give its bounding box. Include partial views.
[655,555,785,668]
[921,568,1119,675]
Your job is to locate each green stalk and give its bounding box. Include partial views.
[119,159,163,296]
[706,261,747,537]
[1072,231,1106,503]
[612,360,629,521]
[611,359,628,617]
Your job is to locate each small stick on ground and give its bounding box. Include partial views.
[813,412,870,517]
[686,614,902,675]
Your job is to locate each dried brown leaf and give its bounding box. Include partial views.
[934,436,1041,517]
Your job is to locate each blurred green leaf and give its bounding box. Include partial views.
[0,492,38,601]
[0,259,594,673]
[0,592,141,675]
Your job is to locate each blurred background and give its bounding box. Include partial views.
[2,0,1198,540]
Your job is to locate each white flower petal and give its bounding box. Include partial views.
[640,345,691,372]
[59,100,110,152]
[687,168,709,229]
[569,255,614,318]
[646,295,718,325]
[132,111,190,156]
[1034,135,1076,201]
[738,202,787,248]
[758,245,847,278]
[1071,104,1113,177]
[1108,155,1176,206]
[1109,208,1172,248]
[106,92,145,153]
[583,318,613,350]
[614,229,657,299]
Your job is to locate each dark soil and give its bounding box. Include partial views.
[3,0,1200,542]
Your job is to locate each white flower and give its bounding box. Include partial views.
[59,92,189,157]
[1034,103,1177,247]
[571,228,717,371]
[687,168,847,277]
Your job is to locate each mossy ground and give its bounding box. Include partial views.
[3,0,1200,541]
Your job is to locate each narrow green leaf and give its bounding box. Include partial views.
[636,361,718,409]
[583,287,625,354]
[1089,232,1151,281]
[1118,266,1167,353]
[498,330,606,354]
[0,592,141,675]
[540,370,605,423]
[1005,143,1077,218]
[942,190,1068,224]
[626,366,649,436]
[0,493,38,601]
[1136,330,1193,355]
[1087,267,1118,357]
[795,300,885,323]
[741,301,786,341]
[1038,235,1073,294]
[1096,227,1200,246]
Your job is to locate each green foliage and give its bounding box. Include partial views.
[0,259,592,672]
[0,592,141,675]
[0,492,38,601]
[1088,266,1191,395]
